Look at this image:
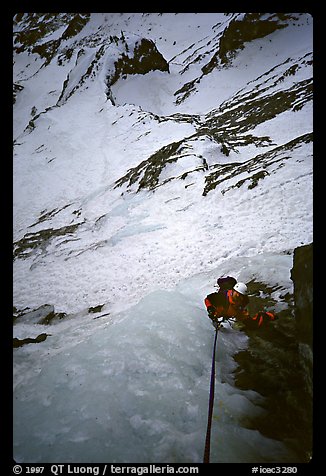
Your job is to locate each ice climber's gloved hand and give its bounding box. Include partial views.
[258,311,276,320]
[214,316,225,329]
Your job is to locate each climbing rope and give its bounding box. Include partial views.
[203,323,220,463]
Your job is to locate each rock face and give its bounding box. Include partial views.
[13,13,169,109]
[13,304,67,326]
[13,13,90,64]
[291,242,313,347]
[13,333,50,348]
[110,38,169,86]
[290,243,313,461]
[232,244,313,462]
[216,13,291,66]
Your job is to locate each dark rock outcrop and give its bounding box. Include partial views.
[232,244,313,462]
[110,38,169,86]
[13,304,67,325]
[203,13,294,73]
[13,333,50,348]
[291,243,313,348]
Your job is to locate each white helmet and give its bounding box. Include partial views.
[233,282,248,296]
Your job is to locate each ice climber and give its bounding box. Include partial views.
[204,276,276,328]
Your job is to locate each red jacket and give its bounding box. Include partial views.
[205,290,276,327]
[205,289,249,321]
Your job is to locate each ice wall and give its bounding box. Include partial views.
[14,287,294,463]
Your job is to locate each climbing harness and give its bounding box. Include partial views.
[203,322,220,463]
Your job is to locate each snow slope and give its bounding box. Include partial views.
[13,13,313,463]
